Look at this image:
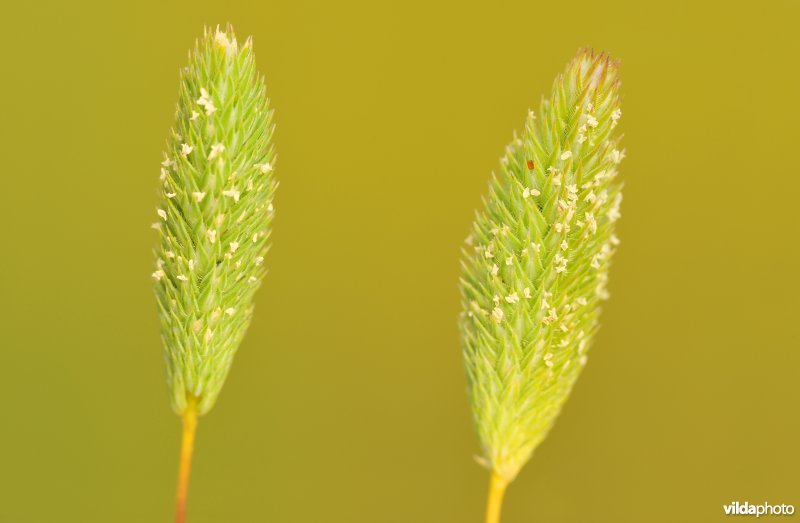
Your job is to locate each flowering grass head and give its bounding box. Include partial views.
[460,49,624,484]
[153,25,277,417]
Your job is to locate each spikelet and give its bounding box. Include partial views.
[153,26,277,416]
[459,49,624,483]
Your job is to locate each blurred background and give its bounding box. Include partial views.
[1,1,799,521]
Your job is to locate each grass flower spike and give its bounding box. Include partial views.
[152,25,276,523]
[459,49,624,522]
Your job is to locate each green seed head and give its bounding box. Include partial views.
[459,49,624,482]
[153,26,276,416]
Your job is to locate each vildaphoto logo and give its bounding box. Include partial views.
[724,501,795,517]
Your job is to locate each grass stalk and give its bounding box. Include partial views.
[175,397,198,523]
[485,472,508,523]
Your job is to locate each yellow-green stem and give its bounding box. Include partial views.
[485,471,508,523]
[175,397,198,523]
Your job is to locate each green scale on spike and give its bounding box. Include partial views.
[460,49,625,482]
[152,26,277,416]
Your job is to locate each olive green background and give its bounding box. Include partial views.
[1,1,798,522]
